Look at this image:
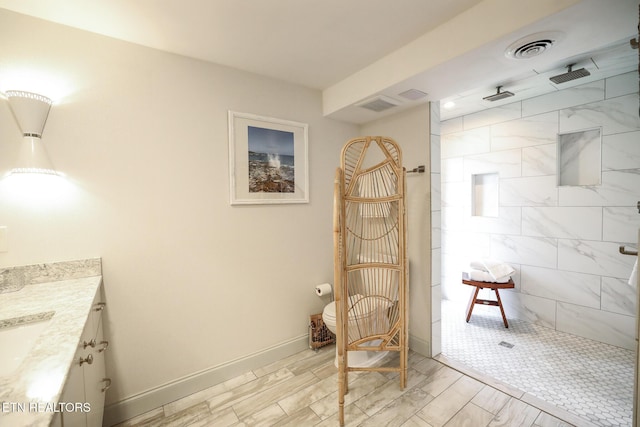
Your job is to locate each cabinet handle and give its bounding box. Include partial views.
[79,354,93,366]
[94,302,106,312]
[98,340,110,353]
[101,378,112,393]
[83,339,96,349]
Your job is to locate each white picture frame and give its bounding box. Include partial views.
[228,111,309,205]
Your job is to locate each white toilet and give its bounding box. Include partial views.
[322,295,388,368]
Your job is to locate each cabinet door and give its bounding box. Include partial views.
[85,317,108,427]
[60,331,88,426]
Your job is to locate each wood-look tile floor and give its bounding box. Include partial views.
[114,345,585,427]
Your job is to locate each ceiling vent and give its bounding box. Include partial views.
[357,95,401,112]
[398,89,428,101]
[505,31,564,59]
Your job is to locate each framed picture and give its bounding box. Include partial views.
[228,111,309,205]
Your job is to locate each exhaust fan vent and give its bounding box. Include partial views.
[505,31,563,59]
[398,89,428,100]
[357,96,401,112]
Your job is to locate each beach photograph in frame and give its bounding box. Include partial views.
[228,111,308,204]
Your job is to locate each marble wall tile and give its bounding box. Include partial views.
[441,117,463,135]
[557,128,601,186]
[441,230,491,258]
[432,248,441,286]
[431,173,441,212]
[490,235,558,269]
[522,80,604,117]
[522,207,602,240]
[431,319,441,356]
[491,111,558,151]
[441,277,468,303]
[440,208,465,233]
[438,72,639,349]
[441,127,490,159]
[556,302,635,349]
[605,71,638,99]
[463,102,521,130]
[494,289,557,329]
[601,276,636,317]
[432,285,441,321]
[442,181,469,208]
[557,239,636,278]
[499,176,558,207]
[522,144,556,177]
[602,207,640,244]
[520,265,600,309]
[431,134,441,173]
[468,206,521,235]
[464,149,521,178]
[442,158,464,182]
[602,130,640,171]
[431,210,441,249]
[559,94,640,135]
[431,100,441,134]
[558,170,640,207]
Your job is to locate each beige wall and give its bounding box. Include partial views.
[0,8,432,421]
[360,104,432,353]
[0,9,357,407]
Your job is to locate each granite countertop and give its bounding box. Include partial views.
[0,259,102,427]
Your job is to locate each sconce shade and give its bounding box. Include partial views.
[12,136,57,175]
[6,91,52,137]
[5,91,57,175]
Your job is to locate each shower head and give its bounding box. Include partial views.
[549,64,591,84]
[483,86,514,102]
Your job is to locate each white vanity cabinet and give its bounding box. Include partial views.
[59,285,110,427]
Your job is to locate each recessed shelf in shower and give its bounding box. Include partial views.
[557,127,602,187]
[472,173,499,217]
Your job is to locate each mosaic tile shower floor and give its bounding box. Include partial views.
[441,299,635,427]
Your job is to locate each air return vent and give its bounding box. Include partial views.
[357,95,401,112]
[505,31,563,59]
[398,89,428,100]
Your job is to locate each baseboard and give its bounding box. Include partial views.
[409,334,430,357]
[103,334,308,426]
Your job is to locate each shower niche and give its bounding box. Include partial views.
[472,172,499,217]
[557,127,602,186]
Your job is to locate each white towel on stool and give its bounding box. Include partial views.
[629,259,638,287]
[468,269,510,283]
[469,259,515,282]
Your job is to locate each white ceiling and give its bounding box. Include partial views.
[0,0,637,123]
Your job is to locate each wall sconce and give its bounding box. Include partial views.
[4,90,58,175]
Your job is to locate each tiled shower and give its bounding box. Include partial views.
[433,71,640,426]
[439,71,640,350]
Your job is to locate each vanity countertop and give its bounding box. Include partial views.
[0,266,102,427]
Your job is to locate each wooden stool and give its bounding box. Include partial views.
[462,273,514,328]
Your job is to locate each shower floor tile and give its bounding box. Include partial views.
[441,299,635,427]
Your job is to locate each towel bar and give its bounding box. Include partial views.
[619,246,638,256]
